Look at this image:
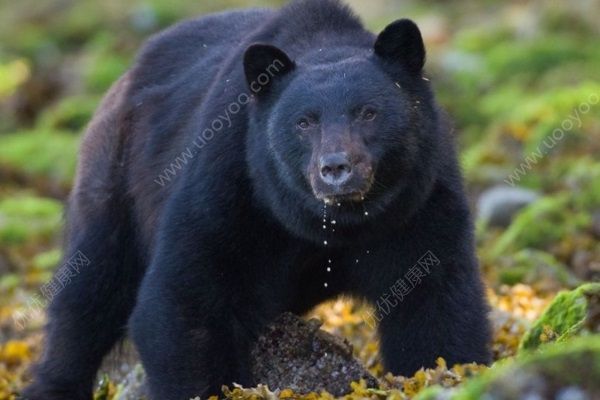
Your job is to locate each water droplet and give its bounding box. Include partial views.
[323,240,328,246]
[366,250,370,254]
[324,282,328,287]
[327,267,331,272]
[336,203,341,207]
[355,259,359,263]
[364,211,369,216]
[331,220,336,224]
[322,225,326,229]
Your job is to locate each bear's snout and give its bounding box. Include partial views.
[319,152,353,186]
[310,149,374,204]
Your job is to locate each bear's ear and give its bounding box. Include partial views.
[374,19,425,74]
[243,44,295,97]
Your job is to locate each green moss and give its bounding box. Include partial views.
[83,52,129,93]
[485,38,597,83]
[489,195,590,259]
[85,54,129,93]
[0,129,79,188]
[413,385,446,400]
[0,195,63,246]
[0,59,30,99]
[497,249,580,290]
[0,274,22,291]
[520,283,600,351]
[37,95,100,132]
[453,336,600,399]
[32,248,62,271]
[562,160,600,210]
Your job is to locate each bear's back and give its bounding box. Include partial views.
[130,8,273,92]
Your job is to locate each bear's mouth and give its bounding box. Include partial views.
[321,191,365,204]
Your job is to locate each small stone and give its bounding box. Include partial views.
[477,185,539,228]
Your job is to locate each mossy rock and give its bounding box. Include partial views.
[0,195,63,246]
[489,195,590,259]
[450,336,600,400]
[497,249,580,291]
[520,283,600,351]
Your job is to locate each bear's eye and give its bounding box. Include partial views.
[361,108,377,121]
[297,118,311,130]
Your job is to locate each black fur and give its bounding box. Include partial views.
[22,1,491,399]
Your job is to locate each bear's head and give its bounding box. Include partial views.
[244,19,445,240]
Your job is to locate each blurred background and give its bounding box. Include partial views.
[0,0,599,399]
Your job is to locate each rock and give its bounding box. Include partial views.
[113,364,148,400]
[251,312,378,396]
[114,313,377,397]
[520,283,600,351]
[477,185,539,228]
[421,336,600,400]
[459,336,600,400]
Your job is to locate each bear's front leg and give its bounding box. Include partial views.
[129,201,263,399]
[373,252,491,376]
[130,249,259,400]
[131,287,255,400]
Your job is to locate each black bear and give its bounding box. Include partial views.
[23,1,491,399]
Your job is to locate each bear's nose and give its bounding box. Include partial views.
[319,152,352,186]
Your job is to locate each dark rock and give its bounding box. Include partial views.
[251,313,378,396]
